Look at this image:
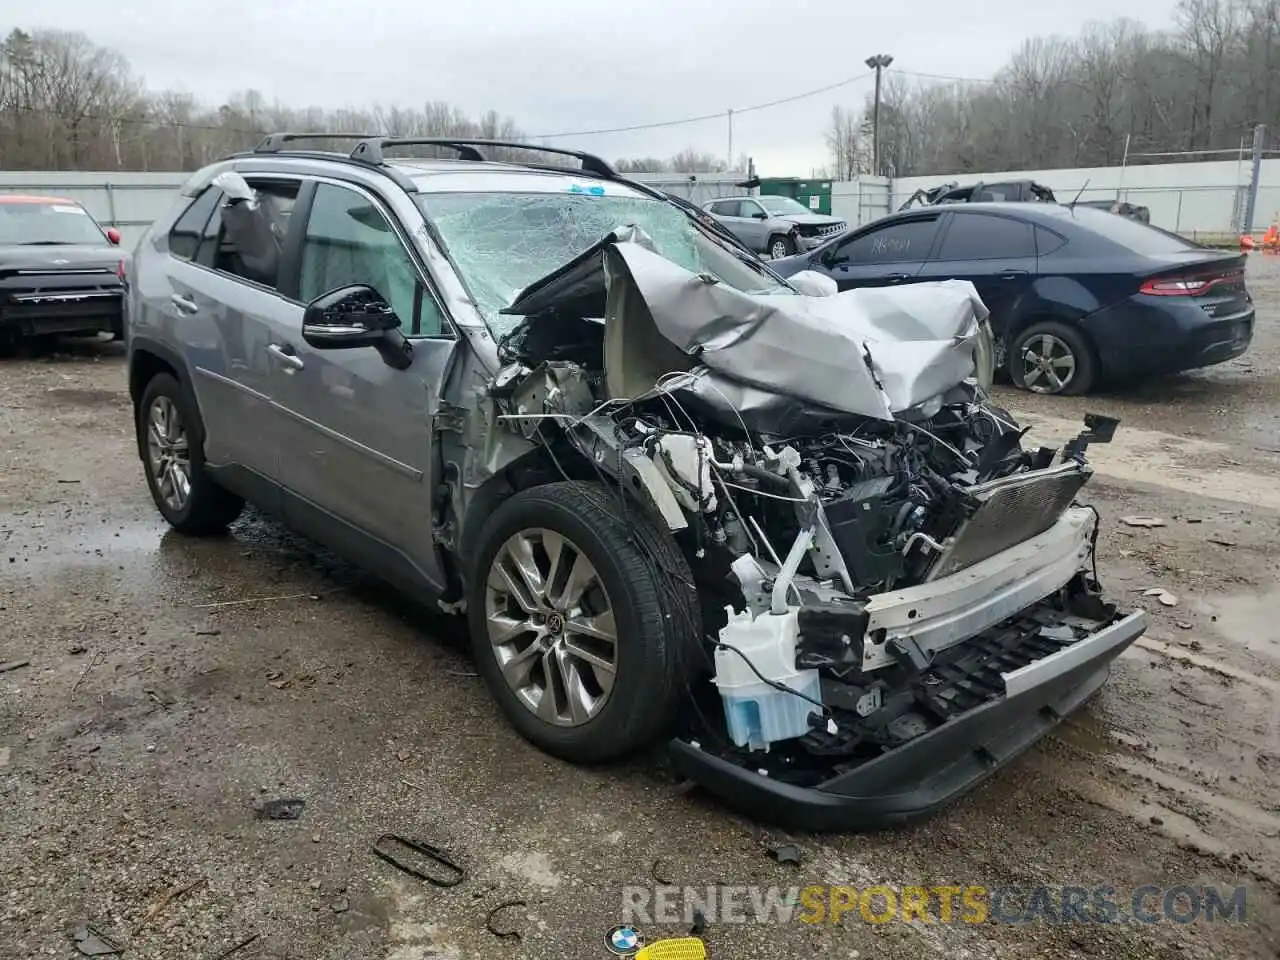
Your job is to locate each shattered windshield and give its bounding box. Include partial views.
[418,191,793,336]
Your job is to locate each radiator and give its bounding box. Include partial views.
[927,462,1092,580]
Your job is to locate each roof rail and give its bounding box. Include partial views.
[349,138,618,179]
[254,132,384,154]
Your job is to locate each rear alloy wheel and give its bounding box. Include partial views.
[768,235,795,259]
[1009,321,1097,395]
[147,395,192,514]
[137,373,244,534]
[466,481,698,764]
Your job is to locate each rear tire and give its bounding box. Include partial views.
[1009,321,1097,395]
[465,481,699,764]
[137,373,244,535]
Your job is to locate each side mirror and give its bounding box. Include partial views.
[820,247,848,268]
[302,285,413,370]
[752,211,769,220]
[105,227,121,245]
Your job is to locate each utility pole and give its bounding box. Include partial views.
[727,108,734,171]
[864,53,893,177]
[1243,123,1266,236]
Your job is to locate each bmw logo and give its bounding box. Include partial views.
[605,924,644,955]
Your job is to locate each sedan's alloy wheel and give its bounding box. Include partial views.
[1019,332,1077,393]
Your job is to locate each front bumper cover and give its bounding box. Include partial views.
[669,608,1146,832]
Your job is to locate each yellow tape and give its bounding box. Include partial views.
[634,937,708,960]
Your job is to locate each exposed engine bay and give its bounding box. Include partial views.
[475,226,1135,795]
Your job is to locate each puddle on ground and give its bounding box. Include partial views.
[1203,586,1280,664]
[3,518,168,572]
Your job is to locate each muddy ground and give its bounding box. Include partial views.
[2,258,1279,960]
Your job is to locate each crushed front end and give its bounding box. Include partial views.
[483,227,1146,830]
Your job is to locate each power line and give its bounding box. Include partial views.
[10,103,260,136]
[7,64,989,151]
[532,69,877,140]
[895,68,995,85]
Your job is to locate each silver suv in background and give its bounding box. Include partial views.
[703,195,846,259]
[125,134,1143,831]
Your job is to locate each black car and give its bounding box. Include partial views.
[898,179,1056,211]
[0,195,126,349]
[1077,199,1152,223]
[772,203,1254,395]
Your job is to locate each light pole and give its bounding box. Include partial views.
[864,53,894,176]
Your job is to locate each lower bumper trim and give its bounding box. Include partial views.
[669,609,1146,832]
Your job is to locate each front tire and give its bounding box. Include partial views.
[466,481,699,764]
[768,234,795,259]
[1009,321,1097,395]
[137,373,244,535]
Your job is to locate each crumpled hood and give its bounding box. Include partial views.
[504,227,990,422]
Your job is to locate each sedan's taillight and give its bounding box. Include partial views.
[116,259,127,283]
[1140,269,1242,297]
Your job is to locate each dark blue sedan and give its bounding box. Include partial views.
[770,203,1255,395]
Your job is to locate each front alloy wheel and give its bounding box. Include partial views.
[485,528,617,727]
[465,481,699,764]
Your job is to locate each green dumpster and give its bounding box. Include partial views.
[757,177,833,216]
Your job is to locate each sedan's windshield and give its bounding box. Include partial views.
[0,201,108,245]
[418,191,793,336]
[759,196,812,216]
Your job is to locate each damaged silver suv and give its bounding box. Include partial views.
[126,135,1146,830]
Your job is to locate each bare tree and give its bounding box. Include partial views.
[5,3,1280,178]
[824,105,865,179]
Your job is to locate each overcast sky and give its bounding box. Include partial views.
[38,0,1178,175]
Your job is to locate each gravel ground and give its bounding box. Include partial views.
[2,257,1279,960]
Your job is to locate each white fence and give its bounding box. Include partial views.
[0,170,756,248]
[0,170,185,248]
[6,161,1272,246]
[627,173,748,207]
[831,177,891,227]
[893,159,1280,240]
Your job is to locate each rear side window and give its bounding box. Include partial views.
[838,216,941,263]
[168,188,221,260]
[196,198,224,267]
[935,213,1036,260]
[215,179,300,290]
[1070,207,1204,255]
[1035,226,1068,256]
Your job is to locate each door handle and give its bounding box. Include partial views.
[170,293,198,314]
[883,273,911,284]
[267,343,304,371]
[999,270,1029,281]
